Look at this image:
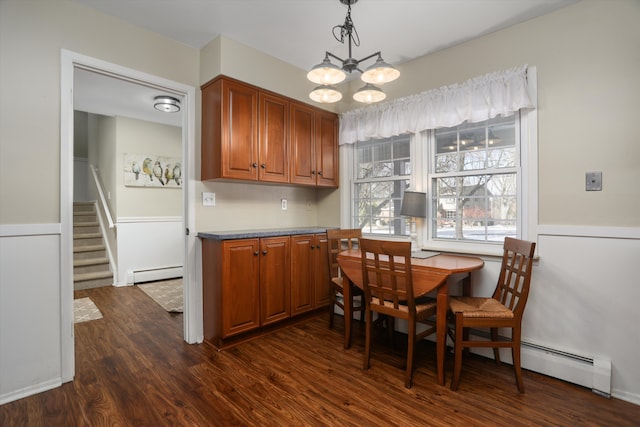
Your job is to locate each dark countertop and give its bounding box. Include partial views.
[197,226,333,240]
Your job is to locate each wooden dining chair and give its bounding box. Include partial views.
[448,237,536,392]
[359,238,437,388]
[326,229,364,348]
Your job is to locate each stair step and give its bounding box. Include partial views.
[74,221,99,227]
[74,257,109,267]
[74,270,113,282]
[74,244,105,253]
[74,232,102,240]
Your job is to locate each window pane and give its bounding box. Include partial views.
[353,135,410,236]
[430,115,518,244]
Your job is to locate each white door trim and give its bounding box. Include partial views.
[60,49,200,383]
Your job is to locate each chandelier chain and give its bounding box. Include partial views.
[332,4,360,47]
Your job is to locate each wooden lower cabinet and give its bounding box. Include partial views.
[260,236,291,326]
[202,232,329,348]
[290,233,330,316]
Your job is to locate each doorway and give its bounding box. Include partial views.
[61,50,199,383]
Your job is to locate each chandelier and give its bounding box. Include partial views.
[307,0,400,104]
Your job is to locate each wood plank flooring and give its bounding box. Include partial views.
[1,285,638,426]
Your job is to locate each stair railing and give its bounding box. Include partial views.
[89,164,114,228]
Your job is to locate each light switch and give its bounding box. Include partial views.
[586,172,602,191]
[202,192,216,206]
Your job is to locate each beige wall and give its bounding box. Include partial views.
[114,117,182,218]
[361,0,640,227]
[0,0,198,224]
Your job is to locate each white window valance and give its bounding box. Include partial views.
[339,64,534,145]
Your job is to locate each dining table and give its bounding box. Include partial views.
[336,249,484,386]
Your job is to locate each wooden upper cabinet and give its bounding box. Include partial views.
[289,101,316,186]
[258,92,289,183]
[315,110,339,188]
[202,77,258,181]
[201,76,338,187]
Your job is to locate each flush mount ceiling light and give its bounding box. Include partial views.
[307,0,400,104]
[153,95,181,113]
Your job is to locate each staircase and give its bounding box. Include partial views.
[73,202,113,290]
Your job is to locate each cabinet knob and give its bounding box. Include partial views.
[311,170,316,175]
[262,250,267,255]
[252,163,258,168]
[261,164,266,169]
[318,171,323,176]
[254,251,259,256]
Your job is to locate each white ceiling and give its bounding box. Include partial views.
[73,0,579,126]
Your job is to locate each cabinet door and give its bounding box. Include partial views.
[315,111,339,188]
[222,79,259,180]
[289,102,316,186]
[260,236,291,325]
[313,233,331,308]
[290,234,315,315]
[259,93,289,183]
[221,239,260,338]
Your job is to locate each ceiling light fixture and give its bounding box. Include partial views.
[153,95,181,113]
[307,0,400,104]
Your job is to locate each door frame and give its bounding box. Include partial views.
[60,50,200,382]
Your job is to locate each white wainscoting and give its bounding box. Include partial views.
[115,217,184,286]
[0,225,63,404]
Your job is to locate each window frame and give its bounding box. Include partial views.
[341,69,537,256]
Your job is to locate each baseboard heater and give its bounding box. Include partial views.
[468,329,611,398]
[127,266,183,284]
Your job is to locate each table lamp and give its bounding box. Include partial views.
[400,191,426,254]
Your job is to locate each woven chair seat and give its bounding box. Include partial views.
[371,297,436,314]
[450,297,514,319]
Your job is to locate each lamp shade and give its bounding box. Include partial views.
[361,56,400,84]
[309,85,343,103]
[307,57,346,85]
[400,191,426,218]
[352,83,386,103]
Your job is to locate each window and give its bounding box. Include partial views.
[349,114,529,249]
[430,115,518,244]
[352,135,411,235]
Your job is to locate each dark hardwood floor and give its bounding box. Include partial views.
[1,285,638,426]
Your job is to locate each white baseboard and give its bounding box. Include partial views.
[0,377,61,405]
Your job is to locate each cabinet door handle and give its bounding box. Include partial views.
[254,251,259,256]
[262,250,268,255]
[318,171,323,176]
[252,163,258,168]
[261,164,266,169]
[311,170,316,175]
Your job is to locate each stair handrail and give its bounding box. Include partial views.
[89,164,115,228]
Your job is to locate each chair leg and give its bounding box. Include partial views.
[491,327,500,363]
[405,320,415,388]
[512,329,525,393]
[451,313,464,391]
[363,308,373,370]
[328,291,336,329]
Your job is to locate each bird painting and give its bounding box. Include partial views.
[131,161,141,180]
[164,163,174,184]
[173,163,182,186]
[124,154,182,188]
[153,160,164,185]
[142,158,154,182]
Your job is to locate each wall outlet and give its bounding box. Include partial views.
[281,198,287,210]
[202,192,216,206]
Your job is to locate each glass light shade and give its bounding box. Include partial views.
[307,58,346,85]
[352,83,386,104]
[153,96,180,113]
[361,57,400,84]
[309,85,342,103]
